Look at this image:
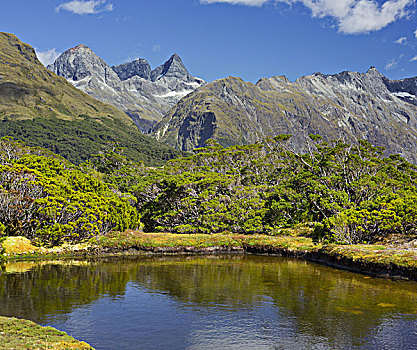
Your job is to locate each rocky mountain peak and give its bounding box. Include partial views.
[256,75,291,92]
[365,65,384,79]
[112,58,152,81]
[59,44,96,63]
[49,45,205,132]
[151,53,190,81]
[165,53,183,66]
[48,43,102,81]
[48,43,121,90]
[70,44,91,51]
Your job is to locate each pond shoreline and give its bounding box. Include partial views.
[91,245,417,281]
[4,233,417,281]
[2,234,416,349]
[246,246,417,281]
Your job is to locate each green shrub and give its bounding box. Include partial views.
[0,222,5,265]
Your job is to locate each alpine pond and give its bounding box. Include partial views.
[1,255,417,349]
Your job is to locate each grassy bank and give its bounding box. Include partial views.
[3,230,417,279]
[0,316,94,349]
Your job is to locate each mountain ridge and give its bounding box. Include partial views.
[152,67,417,163]
[48,45,204,132]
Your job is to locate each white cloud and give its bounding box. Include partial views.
[35,48,61,66]
[152,45,161,52]
[384,54,404,70]
[395,36,407,44]
[385,59,398,70]
[56,0,114,15]
[410,55,417,61]
[333,0,414,34]
[200,0,415,34]
[414,28,417,37]
[200,0,268,5]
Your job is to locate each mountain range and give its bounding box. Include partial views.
[152,68,417,163]
[48,45,204,132]
[0,32,181,165]
[2,31,417,165]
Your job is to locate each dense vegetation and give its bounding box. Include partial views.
[0,137,140,246]
[92,135,417,244]
[1,135,416,250]
[0,116,183,166]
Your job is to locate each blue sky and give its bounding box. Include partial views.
[2,0,417,82]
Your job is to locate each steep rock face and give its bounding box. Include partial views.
[112,58,151,80]
[151,53,188,81]
[148,54,204,99]
[51,44,121,89]
[49,47,204,132]
[153,69,417,164]
[383,76,417,106]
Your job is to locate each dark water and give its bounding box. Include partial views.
[1,255,417,350]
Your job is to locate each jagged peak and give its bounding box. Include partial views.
[74,43,89,49]
[366,66,385,77]
[170,53,181,60]
[150,53,189,81]
[112,57,152,81]
[52,43,108,68]
[218,76,245,83]
[66,44,93,53]
[208,76,256,90]
[133,57,149,63]
[112,57,150,69]
[256,76,290,90]
[271,75,290,83]
[163,53,186,71]
[48,41,117,84]
[309,70,357,80]
[312,72,326,77]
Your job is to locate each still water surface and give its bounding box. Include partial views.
[1,255,417,349]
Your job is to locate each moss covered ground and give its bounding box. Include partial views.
[2,236,91,260]
[3,231,417,274]
[0,316,94,349]
[323,243,417,269]
[95,230,318,252]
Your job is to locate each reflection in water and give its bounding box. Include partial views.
[1,255,417,349]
